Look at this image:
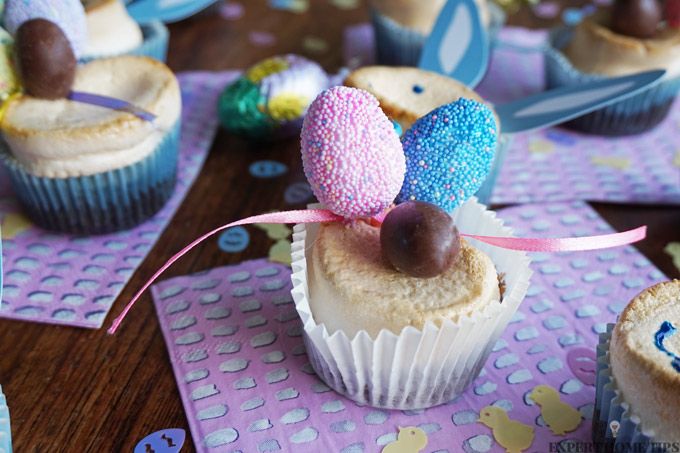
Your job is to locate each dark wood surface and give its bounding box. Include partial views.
[0,1,678,451]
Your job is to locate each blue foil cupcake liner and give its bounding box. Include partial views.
[594,326,664,452]
[371,3,505,67]
[545,28,680,136]
[80,21,169,63]
[0,122,180,235]
[474,134,510,206]
[0,385,11,453]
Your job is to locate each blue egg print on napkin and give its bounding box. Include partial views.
[397,98,498,212]
[134,429,185,453]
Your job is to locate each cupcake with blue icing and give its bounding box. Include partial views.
[594,280,680,449]
[0,18,181,234]
[218,54,330,140]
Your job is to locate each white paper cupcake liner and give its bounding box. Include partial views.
[594,327,662,452]
[291,199,532,409]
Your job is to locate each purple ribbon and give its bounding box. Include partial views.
[68,91,157,122]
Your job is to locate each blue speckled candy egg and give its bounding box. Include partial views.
[4,0,87,57]
[397,98,498,212]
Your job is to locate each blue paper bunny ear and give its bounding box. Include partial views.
[419,0,490,88]
[134,429,186,453]
[127,0,217,25]
[496,69,666,133]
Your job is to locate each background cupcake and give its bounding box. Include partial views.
[0,17,181,234]
[594,280,680,449]
[79,0,169,62]
[370,0,505,66]
[545,1,680,135]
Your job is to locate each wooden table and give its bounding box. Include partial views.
[1,1,678,451]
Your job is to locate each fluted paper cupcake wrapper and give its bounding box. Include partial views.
[80,21,169,63]
[545,28,680,136]
[371,3,506,67]
[593,327,660,452]
[0,122,180,235]
[290,199,532,410]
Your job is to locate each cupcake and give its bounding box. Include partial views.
[594,280,680,450]
[344,65,505,205]
[0,19,181,234]
[545,1,680,135]
[79,0,168,62]
[370,0,505,66]
[291,86,531,409]
[218,54,330,140]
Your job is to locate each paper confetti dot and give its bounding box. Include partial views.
[1,212,32,239]
[249,160,288,178]
[530,385,582,435]
[532,1,560,18]
[303,36,329,54]
[219,2,244,20]
[664,242,680,273]
[330,0,359,9]
[269,0,309,13]
[284,182,315,205]
[218,227,250,253]
[566,348,597,386]
[249,31,277,47]
[255,223,291,240]
[269,239,292,265]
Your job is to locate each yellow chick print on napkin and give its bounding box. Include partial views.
[529,384,582,435]
[381,426,428,453]
[478,406,534,453]
[1,212,32,239]
[664,242,680,273]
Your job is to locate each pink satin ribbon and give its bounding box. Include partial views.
[107,209,646,334]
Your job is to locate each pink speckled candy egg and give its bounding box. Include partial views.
[301,86,405,219]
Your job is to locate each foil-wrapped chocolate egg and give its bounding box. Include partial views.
[301,86,405,219]
[0,27,19,101]
[218,54,330,140]
[380,201,460,278]
[16,19,76,99]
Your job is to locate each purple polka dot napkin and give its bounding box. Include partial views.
[0,71,240,328]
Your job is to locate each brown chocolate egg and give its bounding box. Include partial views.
[380,201,461,278]
[16,18,76,99]
[611,0,662,39]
